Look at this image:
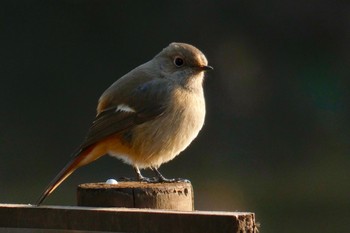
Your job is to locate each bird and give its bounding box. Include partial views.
[36,42,212,205]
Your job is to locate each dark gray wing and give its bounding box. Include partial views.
[77,79,170,151]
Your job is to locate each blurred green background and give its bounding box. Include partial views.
[1,1,349,232]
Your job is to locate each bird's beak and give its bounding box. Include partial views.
[199,65,214,71]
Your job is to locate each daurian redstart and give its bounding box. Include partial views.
[36,42,212,205]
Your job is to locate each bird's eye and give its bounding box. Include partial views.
[174,57,184,67]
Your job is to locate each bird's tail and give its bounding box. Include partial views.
[36,145,99,205]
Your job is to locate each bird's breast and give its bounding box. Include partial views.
[130,87,206,168]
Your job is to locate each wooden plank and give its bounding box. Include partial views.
[0,204,257,233]
[0,229,112,233]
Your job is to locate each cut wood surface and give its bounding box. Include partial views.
[77,181,194,211]
[0,204,258,233]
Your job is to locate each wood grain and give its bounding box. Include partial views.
[77,181,194,211]
[0,204,258,233]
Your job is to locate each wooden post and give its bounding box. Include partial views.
[77,181,194,211]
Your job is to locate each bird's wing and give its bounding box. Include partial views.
[78,79,170,151]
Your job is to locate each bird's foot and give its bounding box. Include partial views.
[118,176,190,183]
[138,176,156,183]
[129,166,191,183]
[151,167,190,183]
[118,176,154,183]
[156,177,191,183]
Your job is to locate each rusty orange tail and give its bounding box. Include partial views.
[36,145,97,205]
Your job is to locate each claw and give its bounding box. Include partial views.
[123,166,190,183]
[151,167,190,183]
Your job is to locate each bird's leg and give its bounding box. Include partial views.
[134,166,145,180]
[134,166,153,182]
[151,167,172,182]
[151,167,190,183]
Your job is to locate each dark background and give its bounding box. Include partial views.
[1,1,349,232]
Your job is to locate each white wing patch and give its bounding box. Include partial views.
[116,104,136,113]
